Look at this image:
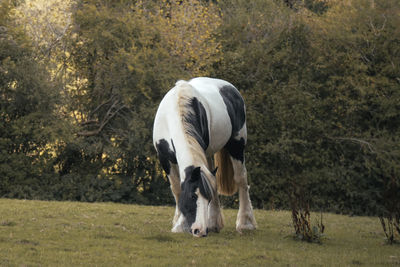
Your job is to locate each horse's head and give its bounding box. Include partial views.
[179,166,217,237]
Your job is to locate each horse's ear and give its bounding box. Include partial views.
[211,167,218,176]
[190,167,201,181]
[200,170,213,201]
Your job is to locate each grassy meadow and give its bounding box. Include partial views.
[0,199,399,266]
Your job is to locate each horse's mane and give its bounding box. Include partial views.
[176,80,208,166]
[175,80,216,199]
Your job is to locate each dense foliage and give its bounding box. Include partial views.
[1,0,399,215]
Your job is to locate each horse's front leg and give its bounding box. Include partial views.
[169,164,186,232]
[205,156,224,233]
[208,195,224,233]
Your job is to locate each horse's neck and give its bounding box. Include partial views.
[168,122,207,182]
[173,81,209,173]
[175,137,207,172]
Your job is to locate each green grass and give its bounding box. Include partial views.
[0,199,399,266]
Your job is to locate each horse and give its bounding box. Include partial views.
[153,77,257,237]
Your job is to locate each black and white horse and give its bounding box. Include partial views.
[153,77,256,237]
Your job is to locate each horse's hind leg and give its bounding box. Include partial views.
[168,164,185,232]
[231,158,257,232]
[225,131,257,232]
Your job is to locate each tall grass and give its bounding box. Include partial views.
[379,175,400,245]
[0,199,399,266]
[288,182,325,243]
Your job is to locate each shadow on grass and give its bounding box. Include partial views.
[143,234,181,243]
[1,221,17,227]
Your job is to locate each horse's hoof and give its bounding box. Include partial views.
[171,224,185,233]
[236,223,256,233]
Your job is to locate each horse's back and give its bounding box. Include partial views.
[188,78,241,154]
[188,77,237,98]
[189,77,246,139]
[153,77,246,156]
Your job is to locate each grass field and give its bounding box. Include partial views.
[0,199,399,266]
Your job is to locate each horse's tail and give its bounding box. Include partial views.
[214,148,237,196]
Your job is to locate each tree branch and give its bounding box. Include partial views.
[77,99,127,137]
[330,136,376,153]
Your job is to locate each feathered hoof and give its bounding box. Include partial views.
[208,214,224,233]
[236,222,256,233]
[207,226,222,233]
[171,224,185,233]
[236,213,257,233]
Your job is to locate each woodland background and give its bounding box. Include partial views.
[1,0,399,216]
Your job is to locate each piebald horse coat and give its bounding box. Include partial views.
[153,77,256,237]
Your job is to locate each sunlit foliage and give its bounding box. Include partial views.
[1,0,399,217]
[13,0,73,59]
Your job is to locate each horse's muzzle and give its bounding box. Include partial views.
[190,228,208,237]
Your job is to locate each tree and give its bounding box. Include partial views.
[56,0,222,203]
[0,0,66,199]
[214,0,400,214]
